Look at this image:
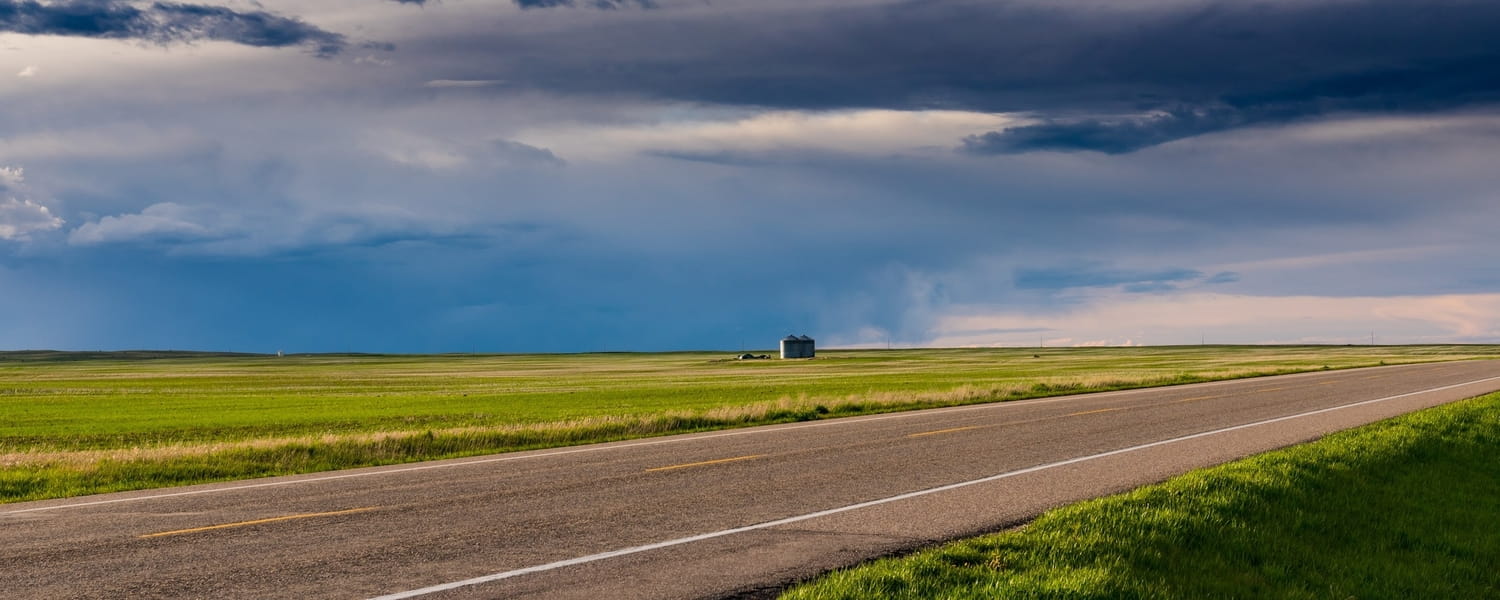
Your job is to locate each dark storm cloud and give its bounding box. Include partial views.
[964,107,1251,155]
[966,53,1500,154]
[417,0,1500,152]
[0,0,346,56]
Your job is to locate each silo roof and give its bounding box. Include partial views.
[782,335,800,341]
[798,335,814,341]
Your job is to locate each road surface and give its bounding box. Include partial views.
[4,360,1499,599]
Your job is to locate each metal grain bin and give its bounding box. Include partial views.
[781,334,816,358]
[780,335,802,359]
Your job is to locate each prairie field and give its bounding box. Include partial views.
[3,345,1498,502]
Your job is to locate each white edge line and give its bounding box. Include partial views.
[3,362,1489,516]
[366,374,1500,600]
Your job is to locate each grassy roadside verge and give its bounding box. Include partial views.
[4,346,1497,503]
[781,392,1500,599]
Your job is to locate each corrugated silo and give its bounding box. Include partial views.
[781,334,816,358]
[780,335,801,359]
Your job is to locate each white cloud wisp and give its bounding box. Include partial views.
[0,166,63,241]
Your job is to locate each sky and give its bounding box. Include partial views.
[2,0,1499,353]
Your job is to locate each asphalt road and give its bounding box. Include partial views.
[5,360,1500,599]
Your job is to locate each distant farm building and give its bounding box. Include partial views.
[780,335,816,359]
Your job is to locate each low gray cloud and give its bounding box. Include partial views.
[67,202,231,246]
[423,79,506,88]
[64,200,497,256]
[514,0,653,9]
[493,139,565,167]
[1204,272,1240,285]
[1014,265,1204,292]
[0,0,347,56]
[643,149,780,167]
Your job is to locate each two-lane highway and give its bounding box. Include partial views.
[5,360,1499,599]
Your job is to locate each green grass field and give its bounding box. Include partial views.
[3,345,1498,503]
[781,390,1500,599]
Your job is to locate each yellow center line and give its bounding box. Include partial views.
[1256,387,1287,392]
[139,507,378,539]
[1173,395,1222,403]
[646,454,766,473]
[907,425,982,438]
[1067,408,1122,417]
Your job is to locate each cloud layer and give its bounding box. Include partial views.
[1,1,1498,351]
